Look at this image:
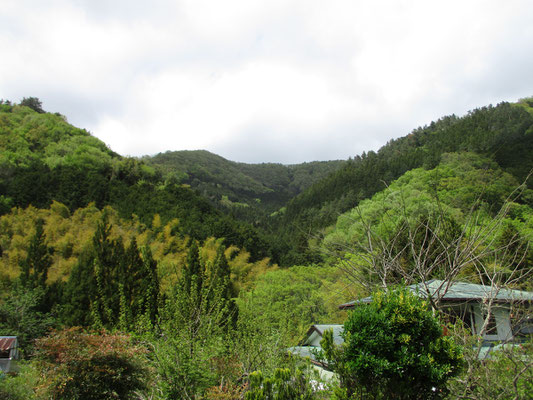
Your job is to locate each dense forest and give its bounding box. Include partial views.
[0,96,532,399]
[145,149,344,219]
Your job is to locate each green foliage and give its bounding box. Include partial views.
[19,218,52,290]
[1,94,532,398]
[34,327,149,400]
[322,152,533,287]
[165,240,236,334]
[231,294,288,377]
[146,150,345,223]
[151,331,224,398]
[321,288,463,399]
[0,287,55,355]
[446,326,533,400]
[0,105,272,261]
[0,362,41,400]
[275,101,533,265]
[61,250,96,327]
[451,342,533,399]
[245,365,325,400]
[19,97,44,114]
[237,265,347,343]
[60,213,160,331]
[154,241,238,397]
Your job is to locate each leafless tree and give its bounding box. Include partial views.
[322,174,533,399]
[324,177,531,310]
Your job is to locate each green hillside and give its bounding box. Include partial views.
[0,101,272,261]
[323,152,533,288]
[145,149,344,218]
[1,96,532,399]
[271,99,533,265]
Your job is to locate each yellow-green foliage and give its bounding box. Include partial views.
[1,203,136,282]
[514,96,533,116]
[322,152,533,285]
[200,238,275,293]
[0,202,275,293]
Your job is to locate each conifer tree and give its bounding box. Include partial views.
[61,250,96,326]
[20,218,52,290]
[91,212,123,329]
[139,246,159,328]
[183,239,203,304]
[207,246,237,330]
[119,239,160,331]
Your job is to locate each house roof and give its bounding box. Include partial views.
[304,324,344,345]
[287,346,318,361]
[0,337,17,352]
[339,280,533,309]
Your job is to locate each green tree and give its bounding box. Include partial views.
[206,245,237,330]
[61,250,96,327]
[91,213,123,328]
[137,246,159,329]
[245,366,322,400]
[117,240,160,332]
[19,97,44,113]
[321,288,463,399]
[0,288,55,355]
[19,218,52,290]
[0,361,40,400]
[155,242,238,397]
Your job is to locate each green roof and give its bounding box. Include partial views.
[339,280,533,309]
[309,324,344,345]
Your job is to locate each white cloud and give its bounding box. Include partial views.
[1,0,532,163]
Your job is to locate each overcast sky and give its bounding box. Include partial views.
[1,0,532,164]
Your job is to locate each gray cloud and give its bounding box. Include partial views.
[1,0,532,164]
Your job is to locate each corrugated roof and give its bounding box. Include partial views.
[416,280,533,302]
[0,337,17,351]
[339,280,533,309]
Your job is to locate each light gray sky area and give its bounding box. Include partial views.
[1,0,532,163]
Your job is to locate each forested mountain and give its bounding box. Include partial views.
[145,149,344,219]
[322,152,533,289]
[2,98,532,267]
[0,100,271,261]
[270,99,533,265]
[1,96,532,399]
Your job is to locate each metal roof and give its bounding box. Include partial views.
[0,337,17,352]
[339,280,533,309]
[303,324,344,345]
[287,346,319,361]
[310,324,344,345]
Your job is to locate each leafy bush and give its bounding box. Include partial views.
[34,327,149,400]
[448,337,533,399]
[245,365,327,400]
[0,362,40,400]
[322,288,463,399]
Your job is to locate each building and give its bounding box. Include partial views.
[288,324,344,380]
[0,336,19,373]
[339,280,533,343]
[291,280,532,374]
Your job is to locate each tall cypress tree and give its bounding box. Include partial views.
[139,246,159,328]
[183,240,203,305]
[91,212,123,329]
[209,246,237,330]
[20,218,52,290]
[119,239,160,331]
[62,249,96,326]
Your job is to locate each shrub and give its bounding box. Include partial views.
[321,288,463,399]
[34,327,149,400]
